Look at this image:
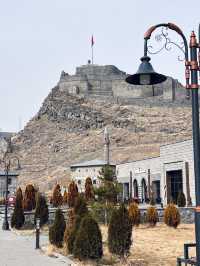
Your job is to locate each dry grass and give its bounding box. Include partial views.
[69,223,195,266]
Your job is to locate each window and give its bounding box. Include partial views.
[78,180,81,185]
[93,180,97,185]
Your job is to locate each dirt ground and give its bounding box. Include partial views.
[71,223,196,266]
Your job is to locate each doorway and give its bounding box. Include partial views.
[166,170,183,204]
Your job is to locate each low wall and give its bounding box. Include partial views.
[140,207,194,224]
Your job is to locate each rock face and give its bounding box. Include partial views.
[9,64,193,191]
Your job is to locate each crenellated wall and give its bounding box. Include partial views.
[58,64,186,101]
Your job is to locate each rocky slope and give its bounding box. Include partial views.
[10,85,193,191]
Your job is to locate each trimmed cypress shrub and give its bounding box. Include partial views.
[108,204,132,257]
[67,196,88,253]
[128,202,140,226]
[23,184,36,211]
[67,215,82,254]
[164,203,180,228]
[177,191,186,207]
[73,215,103,260]
[85,177,94,202]
[68,181,79,207]
[11,188,25,229]
[52,184,63,207]
[64,209,75,253]
[74,195,88,217]
[34,193,49,227]
[49,209,66,247]
[63,190,68,205]
[146,206,158,226]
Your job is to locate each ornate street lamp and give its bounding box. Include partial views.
[126,22,200,265]
[0,153,21,230]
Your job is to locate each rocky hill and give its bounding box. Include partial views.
[8,81,193,191]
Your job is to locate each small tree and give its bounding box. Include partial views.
[23,184,36,211]
[11,188,25,229]
[164,203,180,228]
[52,184,63,207]
[73,215,103,260]
[63,189,68,205]
[85,177,94,202]
[68,181,78,207]
[128,202,140,226]
[108,204,132,258]
[146,206,158,226]
[34,193,49,227]
[95,165,120,203]
[177,191,186,207]
[49,209,66,247]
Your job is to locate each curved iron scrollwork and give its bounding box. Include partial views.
[147,27,185,61]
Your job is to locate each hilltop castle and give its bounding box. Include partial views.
[58,62,185,101]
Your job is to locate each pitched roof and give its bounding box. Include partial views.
[0,171,19,176]
[0,132,14,139]
[70,159,115,168]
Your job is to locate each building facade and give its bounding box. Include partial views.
[116,139,196,206]
[70,159,116,192]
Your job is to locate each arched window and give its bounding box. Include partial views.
[133,179,138,198]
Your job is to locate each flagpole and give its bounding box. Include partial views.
[91,35,94,64]
[92,44,93,64]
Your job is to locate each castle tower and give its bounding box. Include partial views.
[104,127,110,164]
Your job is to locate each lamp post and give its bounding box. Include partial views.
[0,153,21,230]
[35,217,40,249]
[125,23,200,265]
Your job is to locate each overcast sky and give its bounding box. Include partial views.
[1,0,200,132]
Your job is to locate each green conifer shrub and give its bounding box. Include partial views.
[73,215,103,260]
[11,188,25,229]
[164,203,181,228]
[128,202,140,226]
[108,204,132,257]
[49,209,66,247]
[74,195,88,216]
[177,191,186,207]
[67,215,82,254]
[34,193,49,227]
[146,206,158,226]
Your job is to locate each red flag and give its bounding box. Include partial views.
[91,35,94,47]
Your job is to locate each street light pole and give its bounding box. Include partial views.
[190,31,200,265]
[2,165,9,230]
[125,23,200,265]
[0,154,21,231]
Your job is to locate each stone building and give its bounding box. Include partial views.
[58,63,185,101]
[0,171,18,198]
[70,128,115,192]
[116,139,196,206]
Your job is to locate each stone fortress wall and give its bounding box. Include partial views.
[58,63,185,101]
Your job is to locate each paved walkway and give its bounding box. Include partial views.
[0,223,73,266]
